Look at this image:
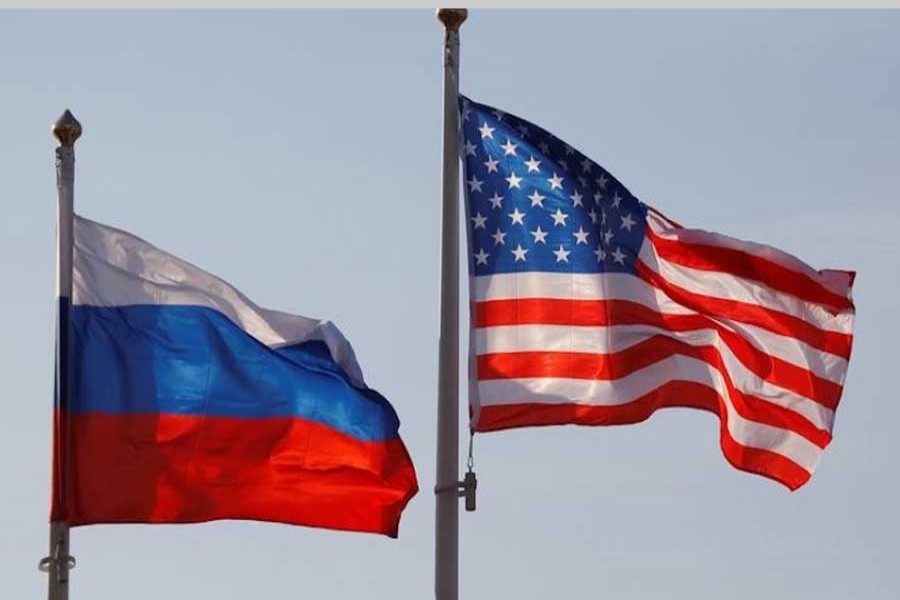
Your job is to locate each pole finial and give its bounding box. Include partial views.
[52,110,82,147]
[437,8,468,31]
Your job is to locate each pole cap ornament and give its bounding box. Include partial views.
[437,8,468,31]
[52,110,82,147]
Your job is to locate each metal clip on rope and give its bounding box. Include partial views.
[38,538,76,574]
[433,471,477,513]
[433,431,478,512]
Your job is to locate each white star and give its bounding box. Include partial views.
[611,247,627,265]
[461,102,472,122]
[511,244,529,262]
[564,144,575,156]
[594,246,606,262]
[492,109,505,120]
[596,174,609,189]
[548,172,564,190]
[553,245,571,263]
[573,226,590,245]
[593,191,603,203]
[538,140,550,154]
[483,155,499,173]
[491,228,507,245]
[501,139,518,156]
[570,190,584,207]
[479,122,495,139]
[603,229,614,244]
[517,123,530,138]
[601,210,607,226]
[467,175,483,193]
[620,213,636,231]
[464,140,477,157]
[505,172,523,189]
[508,207,526,225]
[580,157,593,173]
[559,159,569,171]
[588,208,598,224]
[527,190,546,208]
[471,212,487,229]
[488,192,504,209]
[474,248,490,265]
[577,176,588,188]
[524,156,541,173]
[612,193,622,208]
[530,226,548,244]
[551,209,569,227]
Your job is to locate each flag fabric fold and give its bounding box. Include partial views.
[460,95,855,490]
[55,216,418,536]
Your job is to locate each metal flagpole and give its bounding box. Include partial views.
[40,109,82,600]
[434,8,467,600]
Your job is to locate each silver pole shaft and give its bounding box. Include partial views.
[48,110,81,600]
[434,9,467,600]
[46,523,70,600]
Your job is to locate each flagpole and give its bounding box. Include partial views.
[42,109,82,600]
[435,8,467,600]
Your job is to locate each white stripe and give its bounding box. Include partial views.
[476,354,822,473]
[727,321,849,384]
[638,241,853,334]
[472,271,852,362]
[72,215,366,386]
[476,324,835,431]
[472,272,694,314]
[479,318,846,385]
[645,210,854,302]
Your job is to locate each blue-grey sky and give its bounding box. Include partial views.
[2,9,899,600]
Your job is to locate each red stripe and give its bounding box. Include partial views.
[636,263,853,359]
[477,337,833,447]
[475,381,812,490]
[646,226,853,312]
[476,298,844,407]
[477,297,623,328]
[50,408,69,522]
[55,413,418,537]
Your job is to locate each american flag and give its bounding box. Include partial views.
[460,96,855,490]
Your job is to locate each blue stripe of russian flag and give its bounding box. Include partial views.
[71,304,400,442]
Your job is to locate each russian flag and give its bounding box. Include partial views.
[53,216,418,537]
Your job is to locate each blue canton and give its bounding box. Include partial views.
[460,96,648,275]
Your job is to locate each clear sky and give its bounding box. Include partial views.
[2,9,899,600]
